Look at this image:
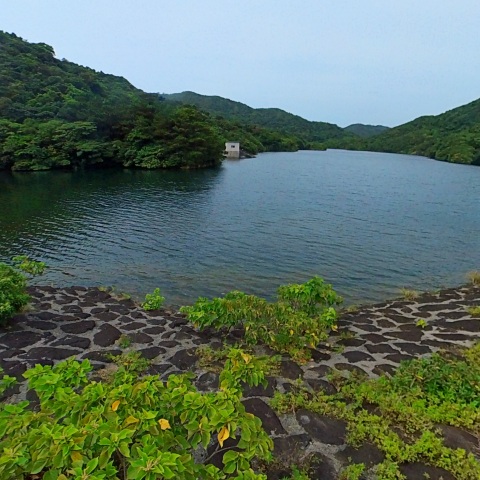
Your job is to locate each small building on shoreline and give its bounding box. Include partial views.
[225,141,240,159]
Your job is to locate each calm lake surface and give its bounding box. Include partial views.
[1,150,479,306]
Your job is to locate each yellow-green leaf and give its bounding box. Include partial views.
[218,425,229,447]
[125,415,139,425]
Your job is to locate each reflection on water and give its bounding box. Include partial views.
[1,150,479,306]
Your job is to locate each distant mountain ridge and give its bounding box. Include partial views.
[164,91,358,145]
[344,123,390,138]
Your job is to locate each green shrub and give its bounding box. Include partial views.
[0,353,272,479]
[0,256,46,326]
[181,277,342,363]
[142,287,165,311]
[0,263,29,325]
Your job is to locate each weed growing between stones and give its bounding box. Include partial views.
[467,305,480,317]
[467,271,480,286]
[400,288,419,301]
[181,277,342,363]
[142,287,165,311]
[0,352,273,479]
[271,343,480,480]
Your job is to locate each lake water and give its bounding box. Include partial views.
[1,150,479,306]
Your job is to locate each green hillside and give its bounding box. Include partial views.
[328,99,480,165]
[164,91,355,145]
[0,32,302,171]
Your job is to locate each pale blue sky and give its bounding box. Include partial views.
[2,0,479,127]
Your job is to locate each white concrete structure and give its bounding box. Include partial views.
[225,141,240,159]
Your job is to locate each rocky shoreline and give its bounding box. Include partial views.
[1,284,479,479]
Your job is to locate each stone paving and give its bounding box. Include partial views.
[1,284,479,479]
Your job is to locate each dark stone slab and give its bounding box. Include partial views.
[0,348,24,360]
[308,349,332,362]
[93,324,121,347]
[25,320,56,331]
[446,319,480,332]
[279,360,303,380]
[393,342,431,355]
[337,338,366,348]
[142,326,166,335]
[305,453,337,480]
[170,318,188,328]
[90,307,109,314]
[439,311,470,320]
[306,379,337,395]
[138,346,166,360]
[439,424,479,454]
[296,409,346,445]
[308,365,333,377]
[399,462,455,480]
[51,335,91,349]
[333,363,368,376]
[94,312,119,322]
[106,305,131,315]
[34,312,57,321]
[0,360,27,378]
[342,351,375,363]
[60,320,96,334]
[372,364,397,376]
[23,346,81,361]
[242,377,276,398]
[432,333,473,341]
[62,305,83,314]
[82,350,121,362]
[195,372,219,391]
[383,313,413,324]
[420,339,453,349]
[128,332,153,344]
[336,442,385,467]
[362,333,388,344]
[172,331,195,341]
[0,332,44,349]
[243,398,286,435]
[121,322,147,331]
[273,434,310,460]
[84,290,112,301]
[168,348,197,371]
[417,303,452,312]
[145,363,171,377]
[385,353,415,364]
[158,340,180,348]
[365,343,399,354]
[130,311,147,319]
[385,330,424,342]
[354,323,381,332]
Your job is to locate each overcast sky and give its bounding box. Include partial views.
[2,0,479,127]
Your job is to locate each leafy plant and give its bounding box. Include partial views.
[181,277,342,362]
[416,318,428,328]
[0,354,273,479]
[142,287,165,311]
[117,334,132,349]
[0,256,45,326]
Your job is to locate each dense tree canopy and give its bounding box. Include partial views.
[0,31,303,171]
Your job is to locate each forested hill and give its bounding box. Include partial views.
[326,99,480,165]
[164,91,356,145]
[0,31,304,171]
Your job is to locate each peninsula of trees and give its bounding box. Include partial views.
[0,32,305,171]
